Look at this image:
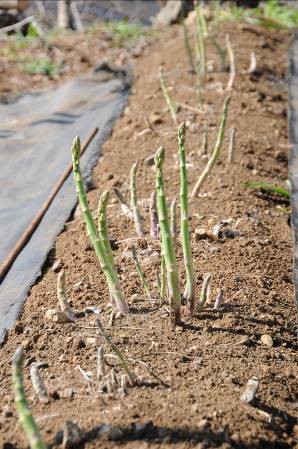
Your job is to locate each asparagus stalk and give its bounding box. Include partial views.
[72,136,129,315]
[12,347,46,449]
[159,67,178,125]
[170,198,177,248]
[191,96,231,198]
[131,244,151,299]
[226,34,236,89]
[98,191,114,267]
[182,18,195,73]
[178,123,196,314]
[95,319,136,386]
[197,273,212,311]
[194,1,206,98]
[150,191,159,240]
[155,146,181,323]
[130,162,144,238]
[57,270,77,322]
[228,127,236,163]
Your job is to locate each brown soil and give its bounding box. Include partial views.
[1,20,297,449]
[0,27,139,100]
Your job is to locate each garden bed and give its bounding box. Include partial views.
[0,20,297,449]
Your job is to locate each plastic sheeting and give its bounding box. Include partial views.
[288,32,298,323]
[0,65,131,342]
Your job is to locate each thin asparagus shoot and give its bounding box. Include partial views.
[228,127,236,163]
[155,146,181,323]
[200,130,208,157]
[191,95,231,198]
[182,18,195,73]
[98,191,114,267]
[150,191,159,240]
[113,187,134,220]
[72,136,129,315]
[130,162,144,238]
[131,244,151,299]
[197,273,212,311]
[95,319,136,386]
[57,270,77,322]
[159,67,178,125]
[170,198,178,248]
[226,34,235,89]
[178,122,196,314]
[214,289,223,310]
[194,0,206,98]
[12,347,46,449]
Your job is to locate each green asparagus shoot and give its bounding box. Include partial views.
[12,347,46,449]
[159,67,178,125]
[178,122,196,314]
[72,136,129,315]
[155,146,181,323]
[130,162,144,238]
[191,95,231,198]
[131,244,151,299]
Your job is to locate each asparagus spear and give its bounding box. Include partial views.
[131,244,151,299]
[72,136,128,315]
[155,146,181,323]
[150,191,159,240]
[12,347,46,449]
[191,96,231,198]
[178,123,196,314]
[130,162,144,238]
[159,67,178,125]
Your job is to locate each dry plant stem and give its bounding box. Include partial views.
[182,18,195,73]
[12,347,46,449]
[226,34,236,89]
[197,273,212,311]
[170,198,177,247]
[155,146,181,323]
[228,128,236,163]
[194,1,206,98]
[130,162,144,238]
[200,131,208,157]
[131,245,151,299]
[30,364,48,404]
[98,191,114,268]
[248,51,257,74]
[97,346,106,381]
[150,191,159,240]
[178,123,196,313]
[191,96,231,198]
[214,289,223,310]
[72,136,129,315]
[95,319,136,386]
[113,188,133,220]
[159,67,178,125]
[57,270,77,321]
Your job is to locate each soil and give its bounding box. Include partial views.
[0,19,297,449]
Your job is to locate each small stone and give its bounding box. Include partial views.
[52,259,62,272]
[45,309,69,324]
[198,419,209,430]
[144,154,155,166]
[62,420,83,449]
[85,337,98,347]
[260,334,273,348]
[109,427,124,441]
[240,377,259,403]
[21,339,31,350]
[59,388,74,399]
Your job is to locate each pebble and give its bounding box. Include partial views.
[144,154,155,166]
[51,259,62,272]
[45,309,69,324]
[260,334,274,348]
[149,111,163,125]
[59,388,74,399]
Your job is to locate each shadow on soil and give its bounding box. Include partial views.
[48,421,295,449]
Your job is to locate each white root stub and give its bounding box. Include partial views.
[240,377,259,403]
